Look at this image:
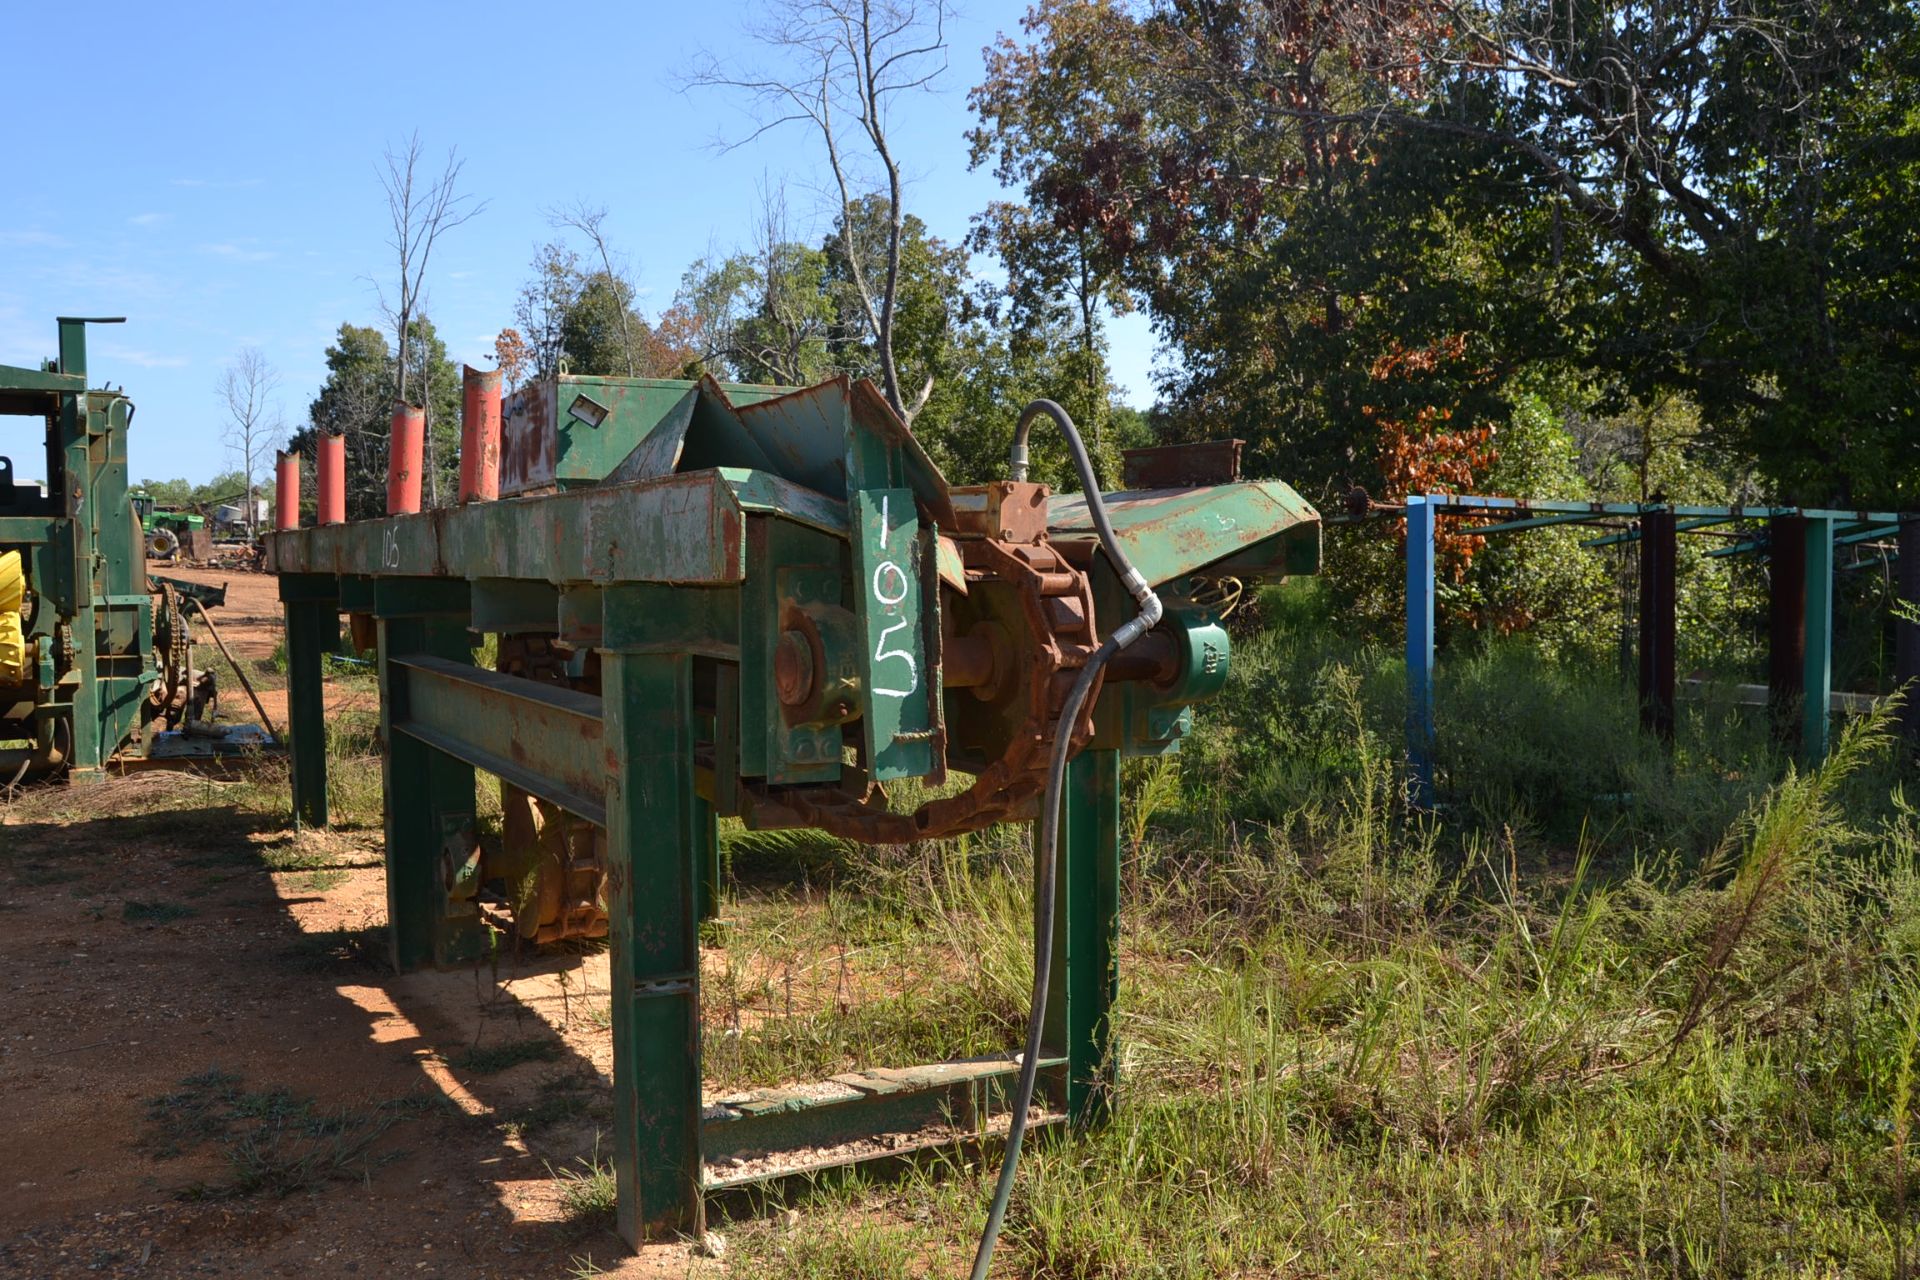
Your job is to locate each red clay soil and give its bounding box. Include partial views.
[0,573,713,1279]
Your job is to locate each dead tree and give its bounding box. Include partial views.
[376,133,484,410]
[549,200,639,377]
[217,347,279,540]
[688,0,953,422]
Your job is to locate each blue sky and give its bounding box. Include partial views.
[0,0,1156,486]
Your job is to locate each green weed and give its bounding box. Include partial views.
[455,1036,565,1074]
[142,1067,407,1199]
[550,1136,618,1227]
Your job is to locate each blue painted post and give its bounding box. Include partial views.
[1406,495,1437,808]
[1802,514,1836,763]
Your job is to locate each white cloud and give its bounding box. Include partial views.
[97,344,188,370]
[0,229,68,249]
[199,242,275,264]
[128,212,168,227]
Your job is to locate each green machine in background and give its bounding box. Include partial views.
[268,367,1320,1246]
[0,317,249,778]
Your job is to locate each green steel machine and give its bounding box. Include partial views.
[266,367,1319,1258]
[0,317,247,778]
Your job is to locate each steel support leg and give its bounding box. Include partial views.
[283,590,336,828]
[694,794,721,923]
[1802,514,1836,763]
[1897,517,1920,748]
[1045,746,1122,1127]
[379,612,489,971]
[1768,515,1809,747]
[603,649,704,1243]
[1405,496,1436,808]
[1638,510,1677,741]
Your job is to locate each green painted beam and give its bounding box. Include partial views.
[1582,516,1739,547]
[379,612,491,970]
[1467,511,1609,535]
[389,655,607,826]
[264,469,849,586]
[1837,524,1901,546]
[266,472,744,583]
[281,591,336,827]
[1045,747,1121,1127]
[1048,481,1321,586]
[1803,516,1836,762]
[0,516,57,545]
[700,1056,1067,1174]
[604,648,705,1243]
[0,362,85,393]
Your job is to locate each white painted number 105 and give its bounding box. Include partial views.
[872,494,917,699]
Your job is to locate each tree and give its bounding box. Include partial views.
[217,347,279,539]
[376,133,484,410]
[548,201,639,376]
[972,0,1920,507]
[493,327,532,393]
[136,471,265,509]
[292,325,389,522]
[514,242,583,382]
[971,0,1583,499]
[560,272,647,377]
[969,203,1129,449]
[290,321,459,520]
[662,186,840,386]
[512,243,682,381]
[689,0,955,421]
[403,317,463,507]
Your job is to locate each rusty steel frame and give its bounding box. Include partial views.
[270,507,1137,1244]
[268,369,1322,1247]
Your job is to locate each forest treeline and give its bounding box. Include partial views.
[276,0,1917,651]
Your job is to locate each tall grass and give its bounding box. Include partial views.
[714,601,1919,1276]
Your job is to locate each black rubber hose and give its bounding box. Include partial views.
[969,401,1161,1280]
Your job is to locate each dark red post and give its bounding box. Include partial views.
[1768,514,1809,746]
[1638,509,1677,741]
[1898,516,1920,747]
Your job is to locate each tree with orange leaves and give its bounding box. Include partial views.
[1365,333,1499,584]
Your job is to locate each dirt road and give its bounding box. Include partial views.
[0,575,710,1279]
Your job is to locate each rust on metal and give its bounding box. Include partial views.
[460,365,502,503]
[388,403,424,515]
[317,434,345,526]
[1122,439,1244,489]
[275,452,300,530]
[501,380,558,495]
[950,482,1052,543]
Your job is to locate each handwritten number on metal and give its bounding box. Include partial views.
[870,493,916,699]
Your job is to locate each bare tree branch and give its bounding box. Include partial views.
[548,200,639,377]
[376,132,486,408]
[217,347,279,540]
[684,0,953,422]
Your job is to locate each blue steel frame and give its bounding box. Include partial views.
[1402,495,1909,805]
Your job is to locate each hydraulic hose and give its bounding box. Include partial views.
[969,401,1161,1280]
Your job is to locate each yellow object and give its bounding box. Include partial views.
[0,550,25,684]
